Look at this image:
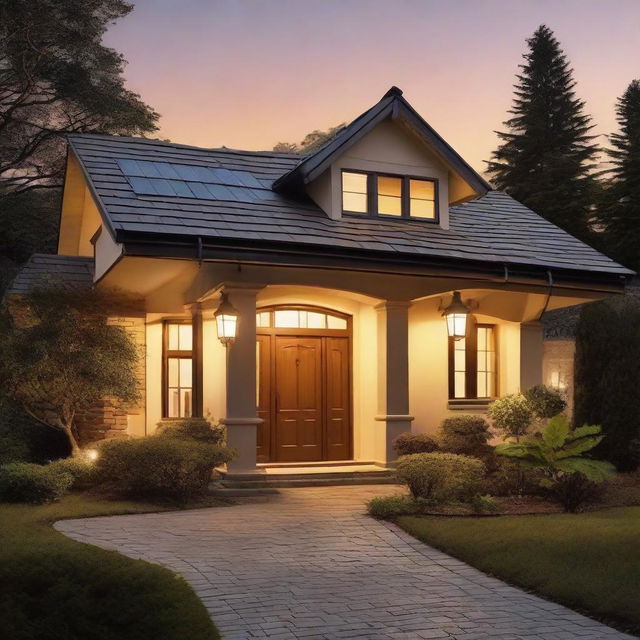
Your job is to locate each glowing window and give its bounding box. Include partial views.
[164,322,193,418]
[409,179,436,219]
[377,176,402,216]
[342,172,368,214]
[449,325,497,400]
[259,309,347,330]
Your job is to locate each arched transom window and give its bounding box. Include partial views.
[256,306,348,330]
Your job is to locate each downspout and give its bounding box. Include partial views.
[537,270,554,320]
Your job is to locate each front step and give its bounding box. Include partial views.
[209,465,397,496]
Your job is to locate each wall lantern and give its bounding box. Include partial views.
[214,292,239,346]
[442,291,471,341]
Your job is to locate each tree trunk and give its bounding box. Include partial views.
[61,423,81,456]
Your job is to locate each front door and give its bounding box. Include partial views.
[275,337,323,462]
[255,307,352,463]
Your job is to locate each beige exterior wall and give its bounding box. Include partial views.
[543,339,576,417]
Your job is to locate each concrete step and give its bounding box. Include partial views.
[209,466,397,496]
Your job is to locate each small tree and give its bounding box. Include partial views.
[488,394,534,441]
[0,287,140,454]
[495,416,615,511]
[524,384,567,420]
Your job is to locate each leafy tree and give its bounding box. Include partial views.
[0,0,159,195]
[596,80,640,271]
[487,25,599,241]
[524,384,567,419]
[574,295,640,470]
[495,416,615,511]
[488,393,534,441]
[0,287,140,454]
[273,123,345,155]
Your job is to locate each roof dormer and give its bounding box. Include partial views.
[273,87,491,229]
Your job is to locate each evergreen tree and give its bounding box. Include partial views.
[487,25,599,240]
[597,80,640,271]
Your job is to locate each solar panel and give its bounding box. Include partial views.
[116,158,275,202]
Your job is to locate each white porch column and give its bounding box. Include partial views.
[221,286,263,473]
[520,321,544,391]
[374,301,414,465]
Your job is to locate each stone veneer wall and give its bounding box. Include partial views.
[75,313,146,445]
[542,339,576,418]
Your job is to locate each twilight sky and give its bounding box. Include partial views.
[105,0,640,175]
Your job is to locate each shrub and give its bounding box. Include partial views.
[95,437,234,502]
[0,432,29,466]
[496,416,616,512]
[395,452,485,503]
[156,417,225,445]
[488,394,534,440]
[470,494,499,514]
[575,295,640,471]
[0,462,73,504]
[484,456,542,496]
[547,473,603,513]
[393,432,439,456]
[524,384,567,419]
[48,456,97,490]
[439,415,491,457]
[367,495,423,519]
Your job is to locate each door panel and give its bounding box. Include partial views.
[256,335,271,463]
[325,337,350,460]
[275,337,323,462]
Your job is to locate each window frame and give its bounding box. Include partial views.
[341,169,439,223]
[162,320,194,419]
[448,322,498,401]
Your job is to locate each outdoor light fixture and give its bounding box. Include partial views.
[442,291,471,341]
[84,448,99,462]
[214,292,239,346]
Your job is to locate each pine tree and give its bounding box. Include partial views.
[597,80,640,271]
[487,25,599,240]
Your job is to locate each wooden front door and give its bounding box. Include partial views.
[275,337,323,462]
[256,315,352,463]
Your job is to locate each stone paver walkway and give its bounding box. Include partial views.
[56,486,633,640]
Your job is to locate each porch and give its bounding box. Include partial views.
[126,258,598,476]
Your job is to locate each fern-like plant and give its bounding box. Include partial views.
[495,416,616,511]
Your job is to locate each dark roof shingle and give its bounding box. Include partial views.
[7,254,94,295]
[66,133,633,279]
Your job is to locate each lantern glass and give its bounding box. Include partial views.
[446,312,468,340]
[214,292,240,345]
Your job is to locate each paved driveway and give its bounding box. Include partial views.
[56,486,633,640]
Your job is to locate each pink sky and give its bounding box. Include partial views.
[105,0,640,175]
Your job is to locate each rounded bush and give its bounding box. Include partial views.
[48,457,97,490]
[393,432,439,456]
[439,415,491,457]
[367,495,422,519]
[0,462,73,504]
[155,417,225,445]
[524,384,567,419]
[95,437,235,502]
[395,452,485,503]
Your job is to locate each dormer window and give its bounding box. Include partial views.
[341,170,438,221]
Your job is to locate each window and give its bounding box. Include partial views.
[164,322,193,418]
[342,171,368,213]
[255,307,348,330]
[449,324,496,400]
[341,170,438,220]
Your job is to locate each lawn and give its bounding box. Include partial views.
[397,507,640,635]
[0,494,221,640]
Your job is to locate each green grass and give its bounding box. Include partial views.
[0,494,221,640]
[397,507,640,635]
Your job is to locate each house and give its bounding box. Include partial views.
[8,87,633,477]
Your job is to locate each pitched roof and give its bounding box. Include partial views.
[273,87,492,196]
[7,254,94,295]
[67,132,632,281]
